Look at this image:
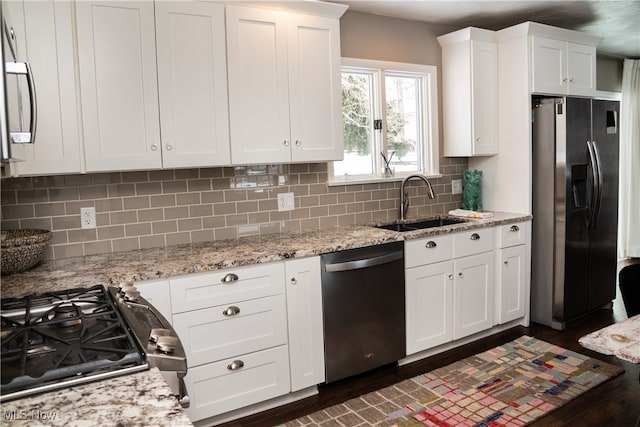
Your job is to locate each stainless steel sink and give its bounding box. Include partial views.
[374,217,468,232]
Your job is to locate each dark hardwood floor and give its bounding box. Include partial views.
[219,292,640,427]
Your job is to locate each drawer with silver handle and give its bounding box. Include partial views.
[497,221,529,248]
[453,227,495,258]
[405,234,453,268]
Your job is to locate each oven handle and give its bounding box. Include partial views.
[324,251,403,273]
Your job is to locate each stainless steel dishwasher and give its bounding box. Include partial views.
[321,241,405,383]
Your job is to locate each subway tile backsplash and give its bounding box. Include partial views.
[1,160,467,260]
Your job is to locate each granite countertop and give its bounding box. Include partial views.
[1,211,530,299]
[0,368,192,426]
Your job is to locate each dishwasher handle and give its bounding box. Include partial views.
[324,251,403,273]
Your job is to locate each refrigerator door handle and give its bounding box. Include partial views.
[591,140,604,229]
[585,140,601,230]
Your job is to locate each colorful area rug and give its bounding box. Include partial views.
[579,314,640,363]
[282,336,623,426]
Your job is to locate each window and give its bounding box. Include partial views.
[330,58,439,183]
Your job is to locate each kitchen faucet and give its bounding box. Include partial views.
[400,174,436,220]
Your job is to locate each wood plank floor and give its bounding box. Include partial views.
[218,296,639,427]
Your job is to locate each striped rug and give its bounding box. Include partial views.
[281,335,623,426]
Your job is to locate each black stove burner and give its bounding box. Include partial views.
[1,285,144,399]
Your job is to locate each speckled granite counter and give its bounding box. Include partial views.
[1,212,530,299]
[0,368,192,426]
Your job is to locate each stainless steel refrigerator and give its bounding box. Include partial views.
[531,97,619,330]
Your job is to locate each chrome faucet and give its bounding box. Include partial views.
[400,174,436,220]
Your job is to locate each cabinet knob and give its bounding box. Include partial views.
[458,272,464,278]
[222,306,240,316]
[165,143,173,151]
[150,144,158,151]
[221,273,239,283]
[504,260,509,266]
[227,360,244,371]
[290,277,297,285]
[510,225,520,232]
[569,78,574,83]
[470,233,480,241]
[284,140,290,147]
[425,241,437,248]
[475,137,480,143]
[563,78,568,83]
[448,274,454,280]
[295,140,301,146]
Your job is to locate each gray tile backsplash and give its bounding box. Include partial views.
[1,160,467,260]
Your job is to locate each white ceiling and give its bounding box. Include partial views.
[329,1,640,58]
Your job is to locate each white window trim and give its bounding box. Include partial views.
[328,58,440,186]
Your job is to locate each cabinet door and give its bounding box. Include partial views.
[155,1,230,168]
[284,256,325,391]
[5,1,82,175]
[566,42,596,96]
[77,1,162,171]
[227,6,291,164]
[453,252,494,340]
[497,245,526,324]
[135,279,172,321]
[531,36,567,95]
[406,261,453,354]
[471,40,498,155]
[288,14,343,162]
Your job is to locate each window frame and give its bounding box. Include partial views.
[328,58,440,185]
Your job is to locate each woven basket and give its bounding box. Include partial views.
[1,229,52,275]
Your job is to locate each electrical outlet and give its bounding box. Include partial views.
[80,207,96,229]
[452,179,462,195]
[277,192,295,212]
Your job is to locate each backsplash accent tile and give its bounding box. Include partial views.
[1,161,467,260]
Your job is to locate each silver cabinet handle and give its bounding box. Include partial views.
[221,273,239,283]
[425,241,437,248]
[510,225,519,232]
[227,360,244,371]
[283,140,290,147]
[222,306,240,316]
[165,143,173,151]
[290,277,297,285]
[150,144,158,151]
[470,233,480,240]
[295,140,301,146]
[5,61,37,144]
[458,272,463,278]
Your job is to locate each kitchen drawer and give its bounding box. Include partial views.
[185,345,290,422]
[497,221,529,248]
[453,227,494,258]
[170,262,284,313]
[405,234,453,269]
[173,294,287,367]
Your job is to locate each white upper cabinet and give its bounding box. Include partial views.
[531,36,597,96]
[155,1,230,168]
[227,5,343,164]
[4,0,82,176]
[438,28,498,157]
[77,1,162,172]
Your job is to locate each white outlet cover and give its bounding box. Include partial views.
[452,179,462,195]
[80,207,97,229]
[277,192,295,212]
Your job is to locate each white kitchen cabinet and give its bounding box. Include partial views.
[77,1,162,172]
[185,345,290,422]
[531,36,596,97]
[226,5,343,164]
[3,0,82,176]
[155,1,230,168]
[405,227,495,355]
[135,279,172,321]
[496,221,531,324]
[284,256,325,391]
[438,28,498,157]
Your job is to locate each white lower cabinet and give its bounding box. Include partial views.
[406,227,495,356]
[284,257,325,391]
[496,221,531,324]
[134,279,172,321]
[185,345,290,422]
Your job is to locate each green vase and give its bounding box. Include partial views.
[462,169,483,211]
